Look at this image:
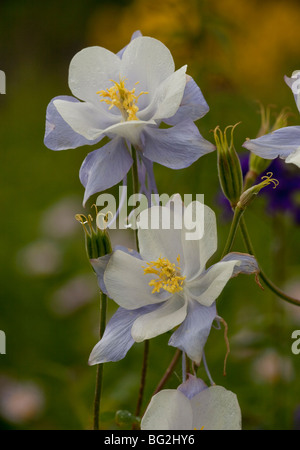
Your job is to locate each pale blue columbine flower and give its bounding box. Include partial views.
[88,195,259,365]
[44,31,214,205]
[141,374,242,430]
[243,70,300,168]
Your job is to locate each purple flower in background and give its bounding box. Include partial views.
[217,153,300,224]
[44,31,214,205]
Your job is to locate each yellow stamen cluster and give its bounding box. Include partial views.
[97,78,148,121]
[143,255,186,294]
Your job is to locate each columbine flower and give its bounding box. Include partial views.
[88,195,258,365]
[44,31,214,205]
[243,70,300,168]
[141,374,242,430]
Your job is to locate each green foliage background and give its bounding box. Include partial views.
[0,0,300,430]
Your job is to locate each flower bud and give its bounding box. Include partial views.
[75,207,112,260]
[237,172,279,210]
[247,105,291,180]
[214,123,243,208]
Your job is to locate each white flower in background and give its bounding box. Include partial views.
[141,374,242,430]
[89,195,259,365]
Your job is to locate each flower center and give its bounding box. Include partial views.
[97,77,148,121]
[143,255,186,294]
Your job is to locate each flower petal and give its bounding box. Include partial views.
[168,300,216,364]
[137,204,184,264]
[178,374,208,399]
[90,245,141,295]
[68,46,121,104]
[221,252,259,278]
[104,249,171,310]
[164,75,210,126]
[187,260,238,307]
[101,120,156,147]
[141,390,193,430]
[117,30,143,59]
[139,65,187,122]
[79,137,133,206]
[88,304,160,365]
[120,36,175,102]
[242,126,300,168]
[182,203,218,280]
[131,294,187,341]
[53,98,113,141]
[190,385,242,430]
[141,120,215,169]
[44,96,101,150]
[284,71,300,113]
[90,254,112,295]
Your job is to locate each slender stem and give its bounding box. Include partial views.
[134,340,150,418]
[93,291,107,430]
[221,205,244,258]
[239,216,300,307]
[152,349,181,395]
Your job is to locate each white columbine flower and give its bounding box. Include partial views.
[141,374,242,430]
[44,31,214,205]
[243,70,300,168]
[88,195,258,365]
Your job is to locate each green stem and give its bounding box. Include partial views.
[239,216,300,307]
[221,205,244,258]
[93,291,107,430]
[134,340,150,418]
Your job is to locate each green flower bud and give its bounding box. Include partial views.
[75,207,112,259]
[245,105,291,189]
[237,172,279,210]
[214,123,243,208]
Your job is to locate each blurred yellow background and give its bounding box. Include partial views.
[0,0,300,430]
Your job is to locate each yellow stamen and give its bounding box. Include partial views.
[97,78,148,121]
[143,254,186,294]
[260,172,279,189]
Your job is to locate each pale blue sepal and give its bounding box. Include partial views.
[168,300,217,365]
[88,303,162,365]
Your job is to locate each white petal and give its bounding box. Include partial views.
[53,99,109,141]
[102,120,156,147]
[138,204,184,264]
[68,46,121,104]
[120,37,175,103]
[187,260,237,307]
[131,295,187,341]
[139,66,187,121]
[141,390,193,430]
[182,203,218,281]
[104,250,170,310]
[284,71,300,113]
[190,386,242,430]
[285,148,300,167]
